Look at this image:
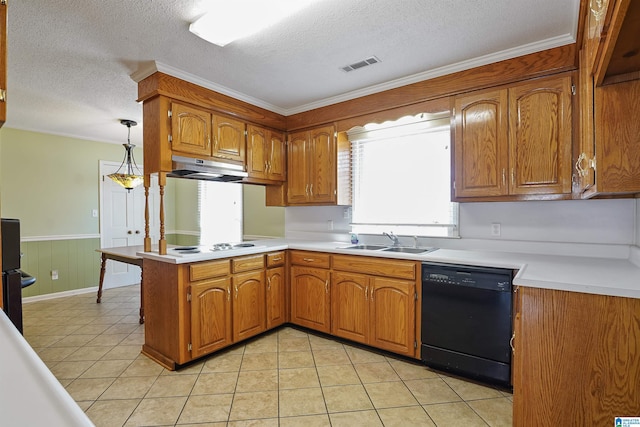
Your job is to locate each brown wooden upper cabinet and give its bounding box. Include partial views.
[287,125,337,204]
[246,124,286,183]
[170,101,246,166]
[171,102,211,157]
[453,74,573,200]
[212,114,245,164]
[576,0,640,198]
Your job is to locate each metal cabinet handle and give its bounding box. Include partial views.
[267,277,271,290]
[135,230,140,234]
[127,230,132,235]
[227,287,231,301]
[303,258,315,263]
[510,332,515,354]
[325,280,329,293]
[234,285,238,299]
[511,169,515,186]
[272,257,282,261]
[365,286,368,300]
[310,184,313,196]
[502,169,506,187]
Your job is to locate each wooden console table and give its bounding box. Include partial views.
[96,246,144,324]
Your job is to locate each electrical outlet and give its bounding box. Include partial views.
[491,223,501,237]
[51,270,59,280]
[327,220,334,231]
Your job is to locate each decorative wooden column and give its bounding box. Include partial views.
[143,173,152,252]
[158,172,167,255]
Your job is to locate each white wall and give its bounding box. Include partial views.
[285,198,637,258]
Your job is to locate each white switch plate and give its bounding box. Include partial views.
[491,223,501,237]
[51,270,59,280]
[92,209,98,217]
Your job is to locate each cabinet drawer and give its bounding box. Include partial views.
[289,251,331,268]
[232,254,265,273]
[266,251,285,267]
[190,260,230,282]
[333,255,416,280]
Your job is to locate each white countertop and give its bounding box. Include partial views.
[136,239,640,299]
[0,311,94,427]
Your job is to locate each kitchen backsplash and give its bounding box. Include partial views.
[285,198,637,259]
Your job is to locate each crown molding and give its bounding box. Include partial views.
[131,34,575,117]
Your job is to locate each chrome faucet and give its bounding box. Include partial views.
[383,231,400,246]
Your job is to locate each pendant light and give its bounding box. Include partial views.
[108,119,143,191]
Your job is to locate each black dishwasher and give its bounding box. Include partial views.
[421,262,513,386]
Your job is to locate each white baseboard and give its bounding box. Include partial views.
[22,282,138,304]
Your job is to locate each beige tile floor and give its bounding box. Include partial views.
[23,284,513,426]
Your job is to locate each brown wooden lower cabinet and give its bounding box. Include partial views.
[191,277,232,358]
[331,254,418,357]
[331,271,416,357]
[143,253,279,369]
[232,270,266,342]
[142,249,432,369]
[513,287,640,426]
[290,265,331,333]
[266,265,286,329]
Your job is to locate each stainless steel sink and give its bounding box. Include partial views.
[382,247,438,254]
[343,244,389,250]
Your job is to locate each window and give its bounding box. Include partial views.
[348,113,458,238]
[198,181,243,244]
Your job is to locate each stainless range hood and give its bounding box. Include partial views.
[168,155,248,182]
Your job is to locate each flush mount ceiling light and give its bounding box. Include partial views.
[108,119,143,191]
[189,0,321,47]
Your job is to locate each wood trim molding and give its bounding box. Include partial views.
[137,72,287,131]
[287,44,577,131]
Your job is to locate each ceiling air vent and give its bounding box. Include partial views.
[341,56,381,72]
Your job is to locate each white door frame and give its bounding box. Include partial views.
[99,161,158,288]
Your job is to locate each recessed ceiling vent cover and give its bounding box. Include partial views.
[341,56,381,72]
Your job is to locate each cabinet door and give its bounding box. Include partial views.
[594,79,640,194]
[453,89,509,198]
[508,76,572,195]
[171,102,211,156]
[232,270,266,342]
[287,131,310,204]
[309,126,336,203]
[246,125,268,179]
[290,266,330,333]
[514,287,640,425]
[212,114,246,163]
[369,277,415,356]
[191,277,232,358]
[266,266,286,329]
[267,131,286,181]
[331,271,369,344]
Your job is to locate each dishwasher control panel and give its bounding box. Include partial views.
[422,262,512,292]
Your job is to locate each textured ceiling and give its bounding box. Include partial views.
[6,0,580,145]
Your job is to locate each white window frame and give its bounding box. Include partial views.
[348,113,459,239]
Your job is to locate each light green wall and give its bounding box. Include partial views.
[0,127,143,237]
[0,127,284,297]
[243,185,285,238]
[172,178,200,232]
